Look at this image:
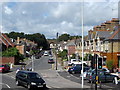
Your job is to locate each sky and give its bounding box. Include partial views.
[0,0,119,39]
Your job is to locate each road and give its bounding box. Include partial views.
[1,55,120,90]
[1,55,88,90]
[58,71,120,89]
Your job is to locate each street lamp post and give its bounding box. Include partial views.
[56,32,59,70]
[81,0,84,88]
[32,55,34,71]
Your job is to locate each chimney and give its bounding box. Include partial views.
[17,37,20,44]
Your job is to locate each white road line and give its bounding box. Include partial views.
[0,83,11,88]
[5,83,10,88]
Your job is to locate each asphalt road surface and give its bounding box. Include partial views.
[1,55,120,90]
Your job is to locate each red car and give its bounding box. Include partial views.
[48,58,55,64]
[0,64,10,72]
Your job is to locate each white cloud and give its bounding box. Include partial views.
[1,1,119,39]
[4,6,13,14]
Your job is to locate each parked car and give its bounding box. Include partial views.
[68,64,90,74]
[117,72,120,78]
[0,64,10,73]
[80,68,92,79]
[86,69,119,84]
[48,58,55,64]
[16,70,46,89]
[111,72,120,79]
[102,68,110,73]
[44,51,49,56]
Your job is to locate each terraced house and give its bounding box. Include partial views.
[76,18,120,71]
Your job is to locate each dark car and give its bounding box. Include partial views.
[16,71,46,89]
[68,64,82,74]
[0,64,10,73]
[86,69,119,84]
[68,64,90,74]
[48,58,55,64]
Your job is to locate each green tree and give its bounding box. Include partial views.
[58,49,68,60]
[58,34,70,41]
[71,53,76,59]
[106,60,114,72]
[69,35,82,40]
[6,31,25,39]
[2,47,19,57]
[2,47,25,64]
[5,32,49,50]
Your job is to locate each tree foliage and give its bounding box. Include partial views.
[58,33,81,42]
[2,47,19,57]
[58,34,70,41]
[58,49,68,60]
[5,32,49,50]
[1,47,25,63]
[106,60,114,72]
[5,31,25,39]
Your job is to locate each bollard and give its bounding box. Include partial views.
[52,64,54,70]
[99,81,102,89]
[90,80,93,89]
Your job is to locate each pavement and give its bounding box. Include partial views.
[37,64,90,89]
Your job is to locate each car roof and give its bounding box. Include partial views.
[18,70,37,74]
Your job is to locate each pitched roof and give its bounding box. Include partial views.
[109,26,120,40]
[0,33,15,47]
[66,40,76,46]
[96,31,111,39]
[101,26,120,41]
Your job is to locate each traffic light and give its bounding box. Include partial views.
[91,56,95,69]
[98,58,102,69]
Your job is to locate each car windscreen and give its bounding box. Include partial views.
[49,59,54,61]
[28,73,41,79]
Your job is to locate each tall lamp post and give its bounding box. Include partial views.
[31,55,34,71]
[81,0,84,88]
[56,32,59,70]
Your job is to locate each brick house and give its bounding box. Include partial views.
[75,18,120,71]
[0,33,15,64]
[66,40,76,59]
[102,26,120,71]
[15,37,37,57]
[0,33,15,51]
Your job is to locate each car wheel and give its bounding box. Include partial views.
[27,84,31,89]
[43,84,46,88]
[16,80,20,86]
[113,77,118,85]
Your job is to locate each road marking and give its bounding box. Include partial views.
[0,83,11,88]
